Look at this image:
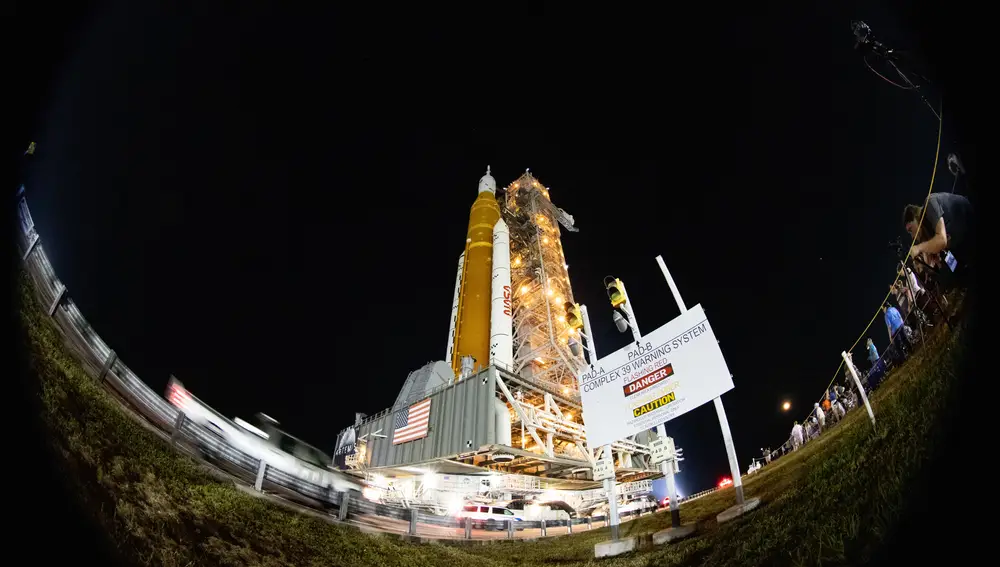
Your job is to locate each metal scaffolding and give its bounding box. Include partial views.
[502,170,586,402]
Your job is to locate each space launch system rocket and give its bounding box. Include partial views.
[446,167,513,379]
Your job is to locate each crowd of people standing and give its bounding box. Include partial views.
[752,190,973,471]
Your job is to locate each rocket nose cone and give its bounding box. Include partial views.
[493,218,509,233]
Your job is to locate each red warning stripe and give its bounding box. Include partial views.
[623,364,674,397]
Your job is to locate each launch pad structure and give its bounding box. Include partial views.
[503,171,584,399]
[336,169,662,504]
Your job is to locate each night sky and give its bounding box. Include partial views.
[15,1,976,495]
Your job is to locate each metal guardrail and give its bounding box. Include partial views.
[17,200,655,541]
[680,486,720,503]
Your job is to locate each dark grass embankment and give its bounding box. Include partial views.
[18,271,969,566]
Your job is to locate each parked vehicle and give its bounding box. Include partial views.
[618,494,658,515]
[456,504,523,530]
[505,499,574,521]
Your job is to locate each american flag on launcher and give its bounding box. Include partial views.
[393,398,432,445]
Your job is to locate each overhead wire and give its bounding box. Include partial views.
[864,56,914,90]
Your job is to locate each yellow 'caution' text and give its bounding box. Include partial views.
[632,392,677,418]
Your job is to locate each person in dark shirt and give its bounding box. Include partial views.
[902,193,975,272]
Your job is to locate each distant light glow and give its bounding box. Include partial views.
[561,387,570,395]
[362,486,381,501]
[782,401,791,411]
[421,473,437,489]
[521,285,529,294]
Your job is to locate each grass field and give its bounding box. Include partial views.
[18,271,968,566]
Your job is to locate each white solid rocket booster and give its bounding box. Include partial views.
[489,219,513,371]
[446,252,465,363]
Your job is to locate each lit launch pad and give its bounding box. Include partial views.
[336,168,660,504]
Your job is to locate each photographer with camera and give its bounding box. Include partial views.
[902,193,975,288]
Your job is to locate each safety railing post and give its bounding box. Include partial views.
[339,492,350,521]
[541,519,547,537]
[47,285,67,316]
[568,519,573,534]
[254,459,267,492]
[408,508,418,535]
[22,233,40,261]
[464,516,472,539]
[171,412,185,445]
[507,519,515,539]
[588,517,593,530]
[98,350,117,383]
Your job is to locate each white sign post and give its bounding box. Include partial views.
[598,446,619,540]
[655,255,746,506]
[581,306,620,541]
[842,351,876,427]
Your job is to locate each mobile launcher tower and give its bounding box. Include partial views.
[336,168,658,506]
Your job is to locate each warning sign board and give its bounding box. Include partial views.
[593,451,615,482]
[649,437,668,464]
[577,304,734,448]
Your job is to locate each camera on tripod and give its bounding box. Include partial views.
[851,21,872,47]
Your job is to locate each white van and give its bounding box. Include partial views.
[618,495,658,515]
[456,505,523,530]
[516,503,571,522]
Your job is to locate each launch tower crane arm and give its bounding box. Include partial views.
[556,207,578,232]
[535,196,579,232]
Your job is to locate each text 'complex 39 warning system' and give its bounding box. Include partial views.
[577,304,735,448]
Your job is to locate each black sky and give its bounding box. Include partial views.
[16,1,977,494]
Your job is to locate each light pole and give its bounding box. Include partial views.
[605,276,683,528]
[571,303,620,540]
